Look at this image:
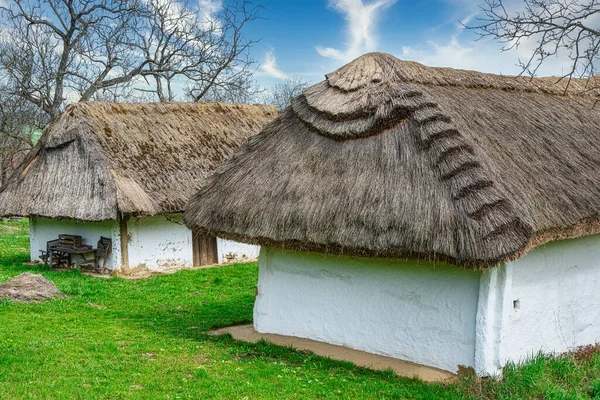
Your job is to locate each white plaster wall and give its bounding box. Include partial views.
[29,216,120,269]
[474,266,508,377]
[500,235,600,367]
[126,213,193,271]
[254,235,600,377]
[254,247,482,373]
[29,215,256,272]
[217,238,260,264]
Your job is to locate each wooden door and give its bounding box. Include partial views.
[193,233,218,267]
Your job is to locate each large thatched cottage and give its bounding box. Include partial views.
[185,53,600,376]
[0,102,277,273]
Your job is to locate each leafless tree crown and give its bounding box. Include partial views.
[0,0,263,118]
[470,0,600,84]
[0,87,48,187]
[267,76,310,109]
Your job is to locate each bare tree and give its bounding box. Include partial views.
[266,77,310,109]
[0,84,48,187]
[191,72,263,104]
[0,0,263,118]
[470,0,600,83]
[139,0,262,103]
[0,0,144,118]
[182,0,262,102]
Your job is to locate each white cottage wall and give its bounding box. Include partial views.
[29,215,257,273]
[126,214,193,271]
[254,247,482,373]
[29,216,121,269]
[255,236,600,377]
[499,235,600,368]
[216,238,260,264]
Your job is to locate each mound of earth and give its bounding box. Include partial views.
[0,273,65,302]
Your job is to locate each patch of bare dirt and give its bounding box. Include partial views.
[570,344,600,362]
[0,273,65,302]
[114,261,256,280]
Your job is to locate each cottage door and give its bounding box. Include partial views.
[192,233,219,266]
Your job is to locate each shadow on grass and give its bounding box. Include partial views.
[122,296,454,392]
[0,255,31,270]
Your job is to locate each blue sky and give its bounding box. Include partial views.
[249,0,574,88]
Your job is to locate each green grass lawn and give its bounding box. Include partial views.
[1,219,600,399]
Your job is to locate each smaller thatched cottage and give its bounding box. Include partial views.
[185,53,600,376]
[0,102,277,272]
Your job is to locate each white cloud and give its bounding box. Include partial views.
[399,6,576,78]
[400,34,575,77]
[316,0,397,62]
[259,49,288,80]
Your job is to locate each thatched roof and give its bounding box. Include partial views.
[0,102,277,221]
[184,52,600,268]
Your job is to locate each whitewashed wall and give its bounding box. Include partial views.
[255,235,600,376]
[30,214,259,273]
[126,214,258,270]
[496,235,600,373]
[217,238,260,264]
[254,247,481,373]
[126,214,193,271]
[29,216,121,269]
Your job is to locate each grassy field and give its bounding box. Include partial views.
[1,219,600,399]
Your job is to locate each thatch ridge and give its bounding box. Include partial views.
[184,53,600,268]
[0,101,277,221]
[326,52,600,96]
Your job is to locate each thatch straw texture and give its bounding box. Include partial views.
[184,52,600,268]
[0,102,277,221]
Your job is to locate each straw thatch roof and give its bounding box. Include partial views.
[0,102,277,221]
[184,52,600,268]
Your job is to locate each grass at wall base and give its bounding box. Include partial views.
[1,219,600,399]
